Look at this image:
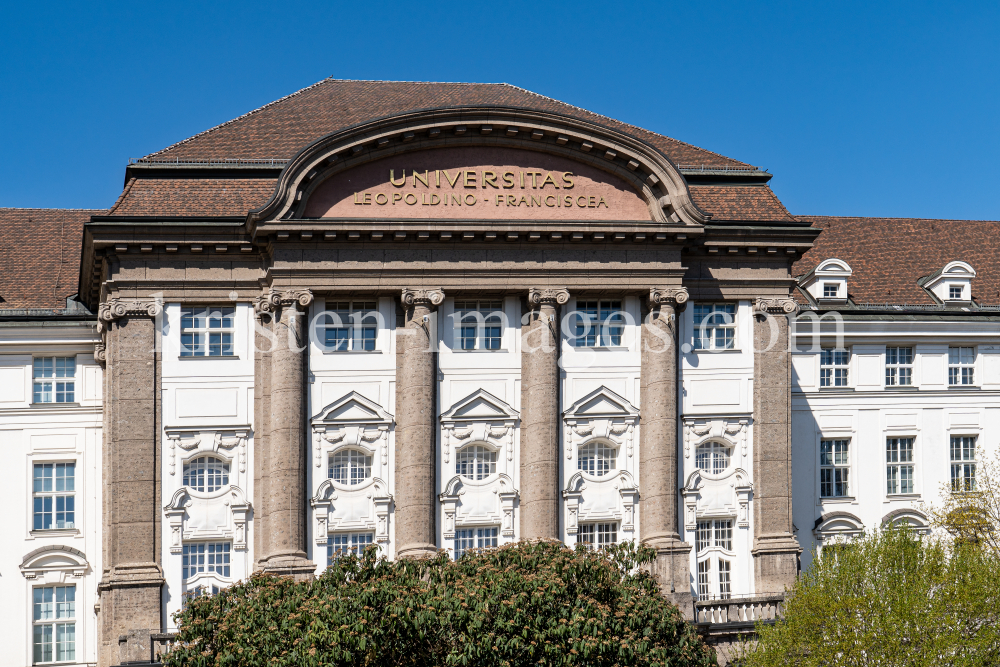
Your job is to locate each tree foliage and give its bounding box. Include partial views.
[744,528,1000,667]
[164,540,716,667]
[927,448,1000,559]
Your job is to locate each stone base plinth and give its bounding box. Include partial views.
[97,564,164,667]
[395,542,440,560]
[752,534,801,593]
[258,553,317,582]
[642,538,695,619]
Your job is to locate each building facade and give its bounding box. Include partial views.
[0,80,996,667]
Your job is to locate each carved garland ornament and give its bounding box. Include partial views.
[253,288,314,314]
[753,297,799,315]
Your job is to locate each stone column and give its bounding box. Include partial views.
[519,288,569,540]
[640,287,693,610]
[394,288,445,558]
[751,297,802,592]
[96,298,165,667]
[256,288,315,578]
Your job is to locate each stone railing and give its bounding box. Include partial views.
[117,629,177,665]
[694,593,784,626]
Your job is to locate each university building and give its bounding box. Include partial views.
[0,79,996,666]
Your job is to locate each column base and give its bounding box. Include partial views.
[258,554,316,582]
[97,563,164,667]
[752,533,801,593]
[642,537,695,619]
[395,542,441,560]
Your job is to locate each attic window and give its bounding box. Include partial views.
[949,285,964,300]
[823,283,839,299]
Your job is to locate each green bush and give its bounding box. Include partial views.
[164,540,716,667]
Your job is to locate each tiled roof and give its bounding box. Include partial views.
[794,216,1000,306]
[144,79,751,168]
[108,178,277,217]
[688,185,795,222]
[0,208,102,311]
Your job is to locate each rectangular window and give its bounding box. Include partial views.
[327,532,375,563]
[32,357,75,403]
[696,519,733,552]
[696,521,712,553]
[820,439,850,497]
[324,301,378,352]
[697,560,710,599]
[949,284,964,300]
[820,348,850,387]
[180,307,236,357]
[718,559,732,600]
[885,347,913,386]
[693,304,736,350]
[182,542,231,579]
[886,437,915,495]
[572,300,624,347]
[32,463,75,531]
[454,300,504,350]
[823,283,839,298]
[578,522,618,550]
[33,585,75,664]
[951,436,977,492]
[948,347,975,386]
[454,528,475,560]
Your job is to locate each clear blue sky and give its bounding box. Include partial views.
[2,1,998,220]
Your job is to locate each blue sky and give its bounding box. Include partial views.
[1,1,998,220]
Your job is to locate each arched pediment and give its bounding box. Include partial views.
[442,389,518,422]
[21,545,90,579]
[248,108,710,227]
[880,508,930,533]
[564,386,639,420]
[813,511,865,539]
[312,391,394,426]
[441,472,515,498]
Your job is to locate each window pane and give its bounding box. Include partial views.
[329,449,372,485]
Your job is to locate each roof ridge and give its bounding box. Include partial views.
[142,77,336,159]
[497,83,750,167]
[800,214,1000,224]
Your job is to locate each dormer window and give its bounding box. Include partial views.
[921,261,975,304]
[823,283,839,299]
[801,259,852,303]
[949,284,964,300]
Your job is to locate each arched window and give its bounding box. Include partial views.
[329,449,372,486]
[695,442,730,475]
[578,442,616,477]
[183,457,230,492]
[456,445,497,480]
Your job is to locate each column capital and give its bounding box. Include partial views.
[753,296,800,315]
[98,297,162,322]
[401,288,445,308]
[647,287,688,308]
[527,288,570,307]
[254,288,314,314]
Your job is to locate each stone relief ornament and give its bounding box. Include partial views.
[681,469,752,531]
[163,485,252,553]
[165,426,250,475]
[310,391,394,469]
[683,416,750,460]
[753,296,800,315]
[527,288,570,306]
[400,288,445,307]
[253,288,314,314]
[562,386,640,460]
[648,287,689,307]
[311,478,392,544]
[98,297,162,322]
[440,389,519,466]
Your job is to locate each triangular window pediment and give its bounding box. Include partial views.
[564,386,639,419]
[442,389,518,422]
[312,391,393,426]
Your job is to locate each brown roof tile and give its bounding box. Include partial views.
[689,185,795,222]
[145,79,751,168]
[108,178,277,217]
[0,208,103,310]
[794,216,1000,306]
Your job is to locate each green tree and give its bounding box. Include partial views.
[164,540,717,667]
[744,528,1000,667]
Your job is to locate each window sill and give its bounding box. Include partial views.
[30,528,80,538]
[819,496,856,503]
[321,349,382,355]
[178,355,241,360]
[885,385,919,390]
[572,346,630,352]
[453,348,508,353]
[948,385,980,390]
[818,386,854,392]
[689,348,741,354]
[31,402,81,407]
[885,493,921,501]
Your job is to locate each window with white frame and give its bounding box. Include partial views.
[572,300,624,347]
[454,526,499,559]
[695,442,731,475]
[454,300,503,350]
[327,532,375,563]
[951,436,977,492]
[182,456,230,493]
[578,442,616,477]
[181,306,236,357]
[885,347,913,386]
[32,462,75,531]
[820,348,850,387]
[697,560,710,598]
[32,357,75,403]
[455,445,497,480]
[696,519,734,600]
[693,304,736,350]
[578,522,617,550]
[948,284,964,300]
[696,519,734,552]
[32,585,75,664]
[820,439,850,498]
[886,437,915,495]
[324,301,378,352]
[823,283,839,298]
[329,449,372,486]
[182,542,231,580]
[948,347,975,386]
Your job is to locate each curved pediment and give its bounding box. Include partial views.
[312,391,394,425]
[21,545,90,578]
[249,107,709,226]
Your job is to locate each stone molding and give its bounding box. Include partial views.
[164,485,251,553]
[254,288,314,314]
[98,297,162,322]
[20,545,90,579]
[94,342,106,364]
[527,288,570,307]
[648,287,689,308]
[400,288,445,308]
[752,297,799,315]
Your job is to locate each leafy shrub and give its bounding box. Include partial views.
[165,540,716,667]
